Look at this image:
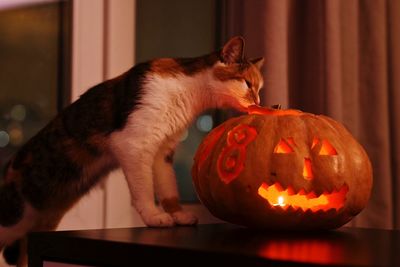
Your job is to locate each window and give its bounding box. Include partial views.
[0,0,70,174]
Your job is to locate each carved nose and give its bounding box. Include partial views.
[303,158,313,180]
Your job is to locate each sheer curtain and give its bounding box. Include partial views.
[220,0,400,229]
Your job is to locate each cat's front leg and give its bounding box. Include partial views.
[110,137,174,227]
[153,138,198,226]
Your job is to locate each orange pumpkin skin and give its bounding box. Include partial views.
[192,106,373,229]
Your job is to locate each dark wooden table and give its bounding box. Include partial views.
[28,223,400,267]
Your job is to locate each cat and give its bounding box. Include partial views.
[0,36,264,266]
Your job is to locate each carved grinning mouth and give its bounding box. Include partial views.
[258,182,349,212]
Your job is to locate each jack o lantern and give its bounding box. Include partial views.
[192,105,373,229]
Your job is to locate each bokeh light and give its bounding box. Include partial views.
[10,104,26,122]
[7,122,24,146]
[0,130,10,147]
[196,115,213,132]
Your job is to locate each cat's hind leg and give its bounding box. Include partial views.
[0,201,38,267]
[0,182,33,254]
[153,138,198,226]
[0,182,24,229]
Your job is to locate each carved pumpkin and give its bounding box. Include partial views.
[192,105,373,229]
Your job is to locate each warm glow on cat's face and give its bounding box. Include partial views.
[212,61,263,110]
[212,79,251,111]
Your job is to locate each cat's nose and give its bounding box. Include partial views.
[250,90,260,105]
[253,94,260,105]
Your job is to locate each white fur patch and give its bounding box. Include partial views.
[109,64,259,226]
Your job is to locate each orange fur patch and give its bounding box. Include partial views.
[213,62,262,88]
[151,58,184,77]
[151,53,220,77]
[213,64,243,81]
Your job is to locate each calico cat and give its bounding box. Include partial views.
[0,36,264,266]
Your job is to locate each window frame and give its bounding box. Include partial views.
[60,0,220,230]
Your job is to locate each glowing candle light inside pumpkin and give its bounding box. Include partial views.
[275,196,286,207]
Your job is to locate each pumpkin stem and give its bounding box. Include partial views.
[271,104,282,110]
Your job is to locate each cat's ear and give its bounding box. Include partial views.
[250,57,264,69]
[221,36,245,64]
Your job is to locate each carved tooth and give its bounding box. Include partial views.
[314,190,323,197]
[300,206,308,212]
[307,191,317,199]
[274,182,284,192]
[334,185,340,193]
[304,208,313,214]
[295,207,303,215]
[282,205,290,211]
[298,188,306,195]
[291,205,299,212]
[286,206,295,213]
[316,209,325,215]
[287,185,295,196]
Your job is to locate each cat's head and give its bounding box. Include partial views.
[210,36,264,112]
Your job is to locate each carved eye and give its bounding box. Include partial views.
[274,138,295,153]
[245,79,252,88]
[319,140,337,155]
[312,138,337,155]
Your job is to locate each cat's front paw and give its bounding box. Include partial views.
[143,212,175,227]
[172,211,198,225]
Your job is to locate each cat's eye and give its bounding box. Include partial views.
[245,80,252,88]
